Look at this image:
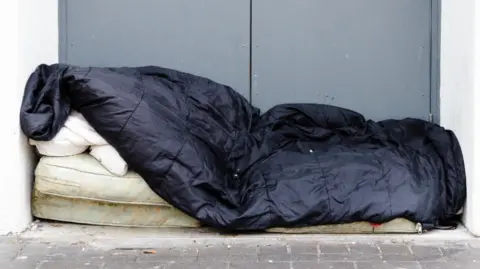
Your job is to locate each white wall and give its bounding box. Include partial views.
[440,0,480,236]
[0,0,58,235]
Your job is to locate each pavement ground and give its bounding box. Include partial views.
[1,221,479,269]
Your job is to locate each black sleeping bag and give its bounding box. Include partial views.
[20,64,466,231]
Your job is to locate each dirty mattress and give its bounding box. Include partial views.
[32,154,200,228]
[32,154,421,233]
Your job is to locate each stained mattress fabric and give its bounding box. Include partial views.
[32,154,420,233]
[33,154,200,228]
[20,64,466,231]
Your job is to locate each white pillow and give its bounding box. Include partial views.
[29,127,88,156]
[89,145,128,176]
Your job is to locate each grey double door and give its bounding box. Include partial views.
[60,0,439,121]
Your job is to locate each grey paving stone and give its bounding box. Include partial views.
[319,244,349,254]
[104,262,169,269]
[319,253,380,262]
[17,242,54,262]
[378,244,412,255]
[289,242,318,261]
[290,242,318,255]
[99,248,143,262]
[2,236,480,269]
[439,245,471,258]
[290,254,318,262]
[135,247,198,263]
[10,253,48,268]
[44,245,90,261]
[440,246,480,262]
[172,246,201,256]
[110,248,142,254]
[381,253,419,262]
[230,261,290,269]
[228,244,258,261]
[38,261,104,269]
[136,254,197,263]
[199,244,229,255]
[0,243,24,261]
[228,244,258,255]
[356,261,419,269]
[289,243,380,262]
[468,241,480,249]
[442,242,469,249]
[421,260,479,269]
[411,246,443,262]
[312,243,383,262]
[348,243,381,255]
[420,262,451,269]
[293,261,355,269]
[11,255,47,268]
[228,254,259,262]
[168,261,228,269]
[0,236,16,243]
[85,253,137,263]
[0,259,42,269]
[258,244,288,261]
[196,244,230,262]
[439,247,467,256]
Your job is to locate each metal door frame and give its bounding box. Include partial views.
[58,0,68,63]
[430,0,441,123]
[59,0,441,122]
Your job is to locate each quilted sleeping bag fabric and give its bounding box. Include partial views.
[20,64,466,231]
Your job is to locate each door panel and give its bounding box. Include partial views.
[60,0,251,98]
[251,0,433,120]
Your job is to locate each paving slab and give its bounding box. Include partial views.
[0,222,478,269]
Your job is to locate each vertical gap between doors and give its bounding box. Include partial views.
[249,0,253,103]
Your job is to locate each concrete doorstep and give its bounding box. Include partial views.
[0,221,479,268]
